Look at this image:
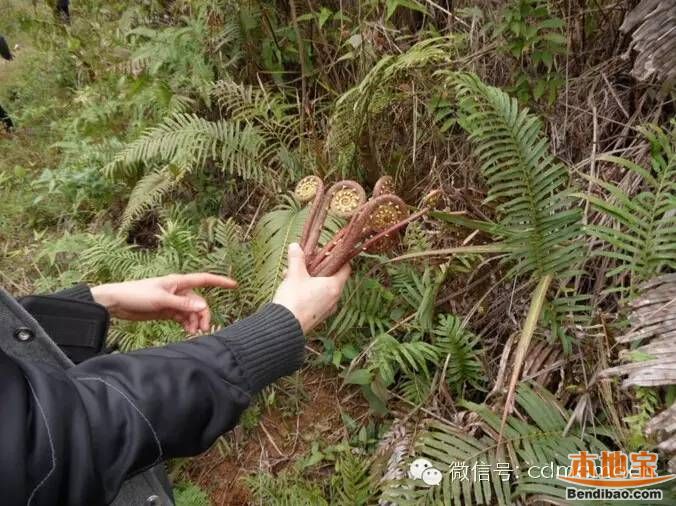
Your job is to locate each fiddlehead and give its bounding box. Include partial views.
[372,175,395,197]
[296,177,365,262]
[309,195,409,276]
[327,181,367,219]
[295,175,325,255]
[294,175,440,277]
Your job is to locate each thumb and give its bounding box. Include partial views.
[161,292,207,313]
[286,242,309,279]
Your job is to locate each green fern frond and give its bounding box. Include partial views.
[450,71,583,280]
[192,218,258,322]
[585,123,676,293]
[109,319,186,352]
[399,373,433,404]
[541,288,593,354]
[403,220,433,252]
[326,38,451,177]
[251,197,308,306]
[173,482,211,506]
[120,166,184,230]
[126,14,229,99]
[106,112,271,184]
[329,277,396,340]
[247,471,328,506]
[331,452,375,506]
[388,263,428,311]
[433,314,485,393]
[388,263,447,331]
[372,333,439,385]
[382,384,611,505]
[212,79,299,140]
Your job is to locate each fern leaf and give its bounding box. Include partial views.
[331,452,374,506]
[326,38,451,177]
[586,123,676,292]
[382,384,612,505]
[120,166,183,230]
[450,72,583,280]
[106,112,271,184]
[433,314,485,393]
[251,197,308,306]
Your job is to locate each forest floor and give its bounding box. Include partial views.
[186,368,369,505]
[1,1,675,505]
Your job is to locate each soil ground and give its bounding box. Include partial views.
[185,367,370,505]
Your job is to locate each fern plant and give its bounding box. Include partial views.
[107,76,303,231]
[331,452,375,506]
[450,71,583,280]
[380,383,612,505]
[326,37,452,177]
[371,333,440,386]
[106,112,269,180]
[330,277,397,340]
[433,314,485,394]
[126,8,242,100]
[212,80,300,146]
[247,471,328,506]
[250,197,309,307]
[584,123,676,296]
[439,71,585,424]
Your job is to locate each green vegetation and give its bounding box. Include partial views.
[1,0,674,504]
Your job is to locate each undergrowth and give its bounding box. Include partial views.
[1,0,674,504]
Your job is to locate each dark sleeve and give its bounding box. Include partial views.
[18,283,109,363]
[48,283,96,302]
[5,303,304,506]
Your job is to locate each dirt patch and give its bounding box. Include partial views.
[184,366,369,505]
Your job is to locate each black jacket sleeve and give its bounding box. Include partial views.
[1,303,304,506]
[48,283,96,302]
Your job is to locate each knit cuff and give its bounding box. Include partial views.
[51,283,95,302]
[216,303,305,393]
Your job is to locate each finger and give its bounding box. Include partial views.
[172,273,238,291]
[172,312,190,331]
[286,243,309,279]
[180,291,211,331]
[161,292,208,313]
[187,312,199,335]
[198,307,211,332]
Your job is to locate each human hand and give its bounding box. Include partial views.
[91,273,237,333]
[273,243,351,334]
